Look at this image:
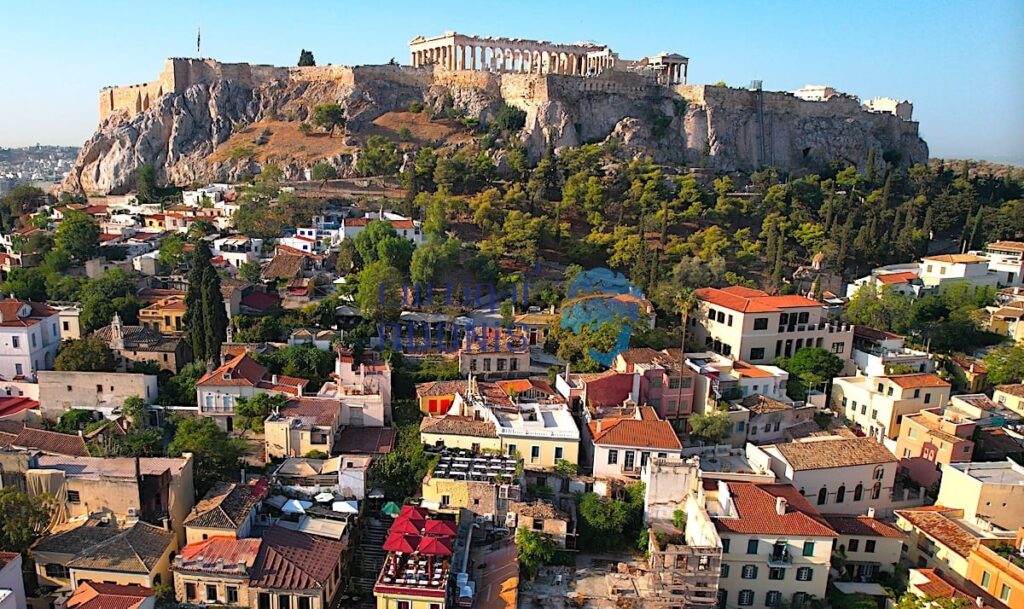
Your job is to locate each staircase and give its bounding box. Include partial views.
[349,516,389,609]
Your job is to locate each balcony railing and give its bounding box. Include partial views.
[767,549,793,566]
[776,322,852,334]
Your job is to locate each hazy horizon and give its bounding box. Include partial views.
[1,0,1022,164]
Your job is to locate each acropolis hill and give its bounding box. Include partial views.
[65,32,928,194]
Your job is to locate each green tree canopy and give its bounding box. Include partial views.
[688,409,732,444]
[356,261,404,321]
[984,345,1024,385]
[0,486,52,553]
[516,528,555,580]
[236,392,288,432]
[168,417,246,496]
[298,49,316,67]
[312,103,346,136]
[55,336,117,372]
[54,210,100,264]
[776,347,845,400]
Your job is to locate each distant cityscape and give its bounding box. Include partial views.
[0,145,78,194]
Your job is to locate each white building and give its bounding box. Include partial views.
[978,240,1024,287]
[182,184,231,206]
[340,215,423,245]
[845,264,924,299]
[863,97,913,121]
[919,254,1000,292]
[851,326,935,377]
[832,372,951,445]
[751,435,905,515]
[587,406,683,480]
[0,299,60,381]
[793,84,838,102]
[212,236,263,269]
[0,552,24,609]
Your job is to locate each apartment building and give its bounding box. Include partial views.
[936,460,1024,531]
[981,240,1024,287]
[612,348,698,423]
[895,407,976,487]
[966,528,1024,609]
[173,536,261,607]
[249,526,346,609]
[212,236,263,269]
[692,286,853,370]
[895,506,1017,580]
[0,298,60,380]
[420,451,520,522]
[196,354,307,433]
[66,521,177,589]
[586,406,682,479]
[739,394,816,446]
[708,481,836,609]
[820,513,905,580]
[137,295,187,334]
[183,479,268,544]
[995,384,1024,417]
[919,254,1000,292]
[264,397,342,459]
[851,326,935,377]
[832,372,951,444]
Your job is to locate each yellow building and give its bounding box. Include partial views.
[995,384,1024,418]
[138,295,187,334]
[419,417,502,453]
[895,507,975,578]
[967,532,1024,609]
[67,521,177,589]
[509,501,575,549]
[264,397,341,459]
[173,536,260,607]
[183,479,267,545]
[832,373,951,442]
[420,452,520,519]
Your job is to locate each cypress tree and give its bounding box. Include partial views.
[968,210,984,250]
[183,243,212,363]
[865,148,876,184]
[201,266,228,365]
[771,231,785,288]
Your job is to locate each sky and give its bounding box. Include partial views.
[1,0,1022,163]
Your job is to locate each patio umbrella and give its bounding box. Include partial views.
[417,535,453,556]
[398,505,429,521]
[383,533,420,553]
[314,492,335,503]
[382,501,402,517]
[423,519,457,537]
[389,517,422,535]
[332,500,359,514]
[282,499,311,514]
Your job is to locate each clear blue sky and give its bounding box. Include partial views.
[2,0,1022,163]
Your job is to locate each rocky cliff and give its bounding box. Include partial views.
[62,62,928,194]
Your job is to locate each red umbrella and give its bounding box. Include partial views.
[389,517,422,535]
[383,533,420,553]
[399,505,429,521]
[423,519,457,537]
[418,536,454,556]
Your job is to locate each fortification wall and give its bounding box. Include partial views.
[433,67,499,91]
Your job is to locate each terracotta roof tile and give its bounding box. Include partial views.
[176,536,261,573]
[184,479,268,530]
[278,397,340,427]
[67,522,175,574]
[922,254,989,264]
[697,286,822,313]
[419,416,498,438]
[876,271,919,285]
[740,394,792,414]
[884,373,950,389]
[987,240,1024,252]
[68,582,153,609]
[896,507,976,558]
[772,437,896,470]
[820,514,905,538]
[995,384,1024,399]
[911,569,1001,609]
[14,427,88,456]
[248,526,346,590]
[588,407,681,450]
[713,483,837,537]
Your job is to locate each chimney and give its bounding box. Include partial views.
[776,496,787,516]
[162,517,171,531]
[867,507,876,518]
[271,374,278,385]
[240,469,246,484]
[976,598,985,608]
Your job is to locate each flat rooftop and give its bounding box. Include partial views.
[950,460,1024,485]
[431,452,517,482]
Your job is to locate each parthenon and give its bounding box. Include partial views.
[409,32,688,85]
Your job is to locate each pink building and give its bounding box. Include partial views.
[894,406,976,488]
[613,348,696,426]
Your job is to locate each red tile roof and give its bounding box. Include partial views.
[0,299,57,327]
[819,514,905,538]
[0,396,38,418]
[732,360,775,378]
[896,507,977,557]
[177,536,261,573]
[588,407,682,450]
[240,291,281,311]
[279,397,340,427]
[198,353,269,386]
[0,551,18,569]
[13,426,88,456]
[876,271,919,285]
[697,286,822,313]
[885,373,951,389]
[248,526,346,591]
[713,483,837,537]
[68,582,153,609]
[911,569,1001,609]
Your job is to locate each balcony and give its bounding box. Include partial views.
[767,548,793,566]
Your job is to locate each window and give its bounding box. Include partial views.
[470,359,477,371]
[44,563,70,578]
[768,567,784,580]
[533,519,543,531]
[507,444,517,458]
[817,488,827,505]
[754,318,769,330]
[871,481,881,500]
[63,321,70,331]
[206,585,218,602]
[397,602,411,609]
[429,604,442,609]
[67,490,81,503]
[766,591,782,608]
[831,342,844,354]
[31,334,36,348]
[555,447,563,460]
[848,539,859,552]
[279,597,291,609]
[651,377,663,388]
[738,590,755,606]
[836,485,846,503]
[11,337,18,349]
[871,409,878,420]
[924,392,931,404]
[861,404,867,415]
[1000,585,1010,603]
[981,571,991,587]
[873,466,885,480]
[14,364,22,376]
[259,593,271,609]
[298,598,310,609]
[186,584,197,601]
[865,540,876,553]
[796,567,813,582]
[747,539,759,555]
[530,446,540,462]
[441,495,450,506]
[802,542,815,557]
[798,312,809,324]
[722,538,730,553]
[721,564,730,577]
[792,592,808,609]
[227,587,239,604]
[497,358,506,371]
[750,348,765,360]
[608,449,618,465]
[510,358,518,371]
[751,425,758,435]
